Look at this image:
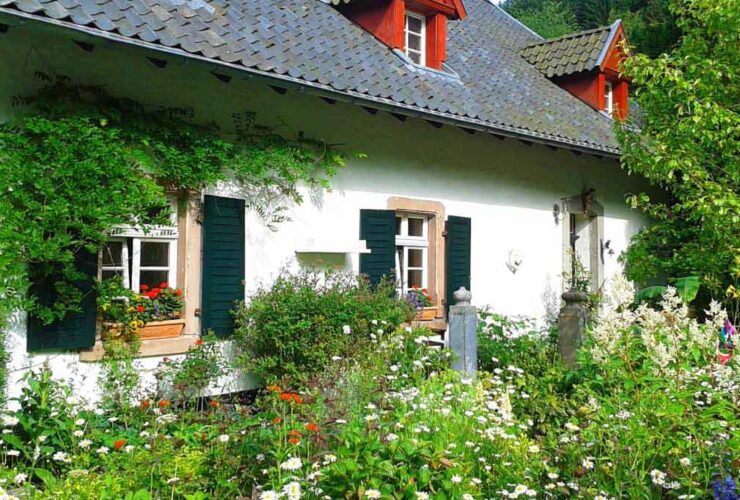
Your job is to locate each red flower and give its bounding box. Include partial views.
[158,399,170,408]
[195,338,203,346]
[273,417,281,424]
[175,289,183,296]
[292,394,303,405]
[422,288,428,293]
[209,400,219,408]
[305,423,318,433]
[288,437,301,445]
[162,357,170,363]
[140,285,149,292]
[139,399,150,410]
[136,305,146,313]
[279,393,293,402]
[114,439,127,450]
[288,430,301,437]
[159,282,169,289]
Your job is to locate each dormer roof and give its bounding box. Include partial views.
[324,0,467,19]
[520,20,624,78]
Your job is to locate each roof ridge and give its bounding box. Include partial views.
[522,23,613,48]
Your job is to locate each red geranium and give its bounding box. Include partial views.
[136,305,146,313]
[175,289,183,296]
[140,284,149,292]
[114,439,127,450]
[195,338,203,346]
[159,282,169,289]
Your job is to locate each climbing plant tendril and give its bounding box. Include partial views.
[0,76,343,326]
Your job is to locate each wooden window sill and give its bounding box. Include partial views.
[408,318,447,332]
[79,335,200,362]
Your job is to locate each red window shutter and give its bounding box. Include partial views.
[426,13,447,70]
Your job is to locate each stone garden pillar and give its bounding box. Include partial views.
[448,287,477,375]
[557,290,589,368]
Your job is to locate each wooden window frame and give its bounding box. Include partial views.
[604,80,613,114]
[404,11,426,66]
[395,214,430,295]
[387,197,445,320]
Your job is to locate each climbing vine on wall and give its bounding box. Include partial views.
[0,75,343,326]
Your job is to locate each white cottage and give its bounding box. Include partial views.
[0,0,648,401]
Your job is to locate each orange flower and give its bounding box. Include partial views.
[279,393,293,402]
[288,437,301,445]
[292,394,303,405]
[175,289,183,296]
[305,423,318,433]
[273,417,281,424]
[195,338,203,346]
[139,399,150,410]
[158,399,171,409]
[114,439,127,450]
[209,400,219,408]
[267,384,282,392]
[288,429,302,437]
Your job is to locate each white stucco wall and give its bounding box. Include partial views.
[0,23,650,404]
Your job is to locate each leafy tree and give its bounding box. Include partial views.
[506,0,580,38]
[503,0,681,56]
[617,0,740,316]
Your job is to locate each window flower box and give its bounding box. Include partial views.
[416,306,437,321]
[102,319,185,340]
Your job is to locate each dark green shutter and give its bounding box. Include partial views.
[201,195,245,338]
[27,250,98,352]
[359,209,396,287]
[445,216,471,314]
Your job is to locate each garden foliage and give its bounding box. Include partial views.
[0,274,736,498]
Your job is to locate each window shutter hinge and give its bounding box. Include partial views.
[442,230,448,237]
[194,308,201,317]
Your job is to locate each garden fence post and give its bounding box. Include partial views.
[557,290,588,368]
[448,287,477,375]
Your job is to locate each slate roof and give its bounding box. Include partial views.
[520,21,618,78]
[0,0,620,155]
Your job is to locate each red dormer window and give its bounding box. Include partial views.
[337,0,466,71]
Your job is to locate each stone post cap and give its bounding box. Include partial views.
[453,287,472,306]
[562,289,588,303]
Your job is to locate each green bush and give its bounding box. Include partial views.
[233,271,414,384]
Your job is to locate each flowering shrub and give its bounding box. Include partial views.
[233,271,414,383]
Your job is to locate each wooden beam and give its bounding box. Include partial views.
[147,57,167,68]
[74,40,95,52]
[321,97,337,105]
[391,113,407,122]
[362,106,378,115]
[211,71,231,83]
[269,85,287,95]
[426,120,443,129]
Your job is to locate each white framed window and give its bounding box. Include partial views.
[101,199,178,292]
[604,81,613,114]
[404,11,426,66]
[395,214,429,295]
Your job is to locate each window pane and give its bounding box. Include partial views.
[408,248,423,268]
[408,218,424,237]
[408,51,422,64]
[140,242,169,267]
[408,33,421,51]
[407,269,423,289]
[102,242,123,267]
[407,16,422,33]
[140,270,170,290]
[396,217,402,236]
